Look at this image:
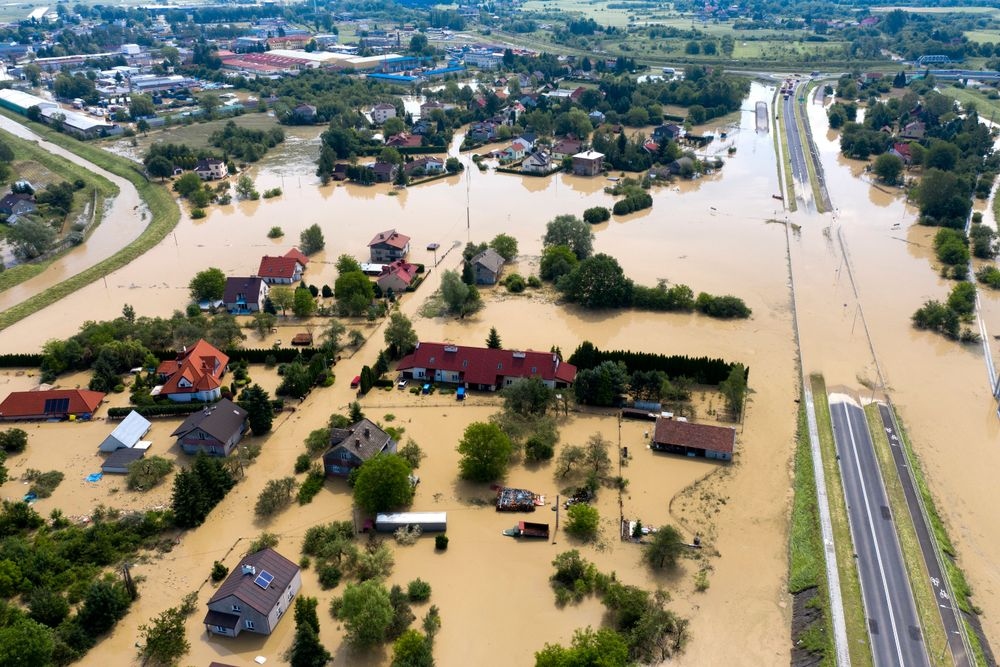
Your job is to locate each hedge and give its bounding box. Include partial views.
[567,342,744,386]
[0,353,44,367]
[107,403,213,419]
[0,347,322,371]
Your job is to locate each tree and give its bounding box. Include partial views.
[486,326,502,349]
[293,287,317,317]
[409,32,429,54]
[502,378,553,416]
[338,580,394,648]
[583,206,611,224]
[392,629,434,667]
[270,286,295,316]
[199,92,221,118]
[535,627,629,667]
[336,254,362,274]
[28,588,69,627]
[321,319,346,354]
[642,524,685,569]
[291,597,332,667]
[147,155,173,181]
[544,215,593,259]
[383,116,406,135]
[129,94,156,119]
[873,153,903,185]
[188,268,226,302]
[0,618,55,666]
[385,312,418,358]
[8,219,55,260]
[685,40,700,55]
[77,580,131,635]
[239,384,274,435]
[565,503,600,541]
[335,271,375,316]
[235,173,259,200]
[256,477,298,517]
[573,360,628,406]
[457,422,513,482]
[277,361,314,399]
[440,270,472,314]
[540,245,578,281]
[558,254,633,308]
[719,363,747,419]
[947,281,977,316]
[489,233,518,261]
[353,454,414,514]
[139,606,190,667]
[300,223,326,255]
[173,172,203,198]
[125,456,173,491]
[252,311,276,339]
[0,429,27,453]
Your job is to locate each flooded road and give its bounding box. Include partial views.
[0,117,146,311]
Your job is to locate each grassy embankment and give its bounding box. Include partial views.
[788,401,835,665]
[794,83,827,213]
[862,404,949,666]
[0,108,180,333]
[810,375,872,667]
[0,132,119,292]
[889,407,990,666]
[944,85,1000,123]
[775,93,798,212]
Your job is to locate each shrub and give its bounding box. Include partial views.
[317,562,342,589]
[125,456,173,491]
[210,561,229,582]
[527,275,542,288]
[0,429,28,453]
[407,579,432,602]
[294,454,311,474]
[190,208,206,219]
[268,226,284,238]
[505,273,526,293]
[583,206,611,224]
[434,535,449,550]
[297,467,325,505]
[25,469,64,498]
[565,503,600,541]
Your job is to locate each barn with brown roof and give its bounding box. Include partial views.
[0,389,105,421]
[651,416,736,462]
[204,548,301,638]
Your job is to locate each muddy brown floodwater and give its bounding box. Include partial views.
[19,77,992,666]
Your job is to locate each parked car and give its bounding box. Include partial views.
[351,375,361,389]
[397,378,408,389]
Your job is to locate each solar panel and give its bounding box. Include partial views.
[43,397,70,414]
[253,570,274,589]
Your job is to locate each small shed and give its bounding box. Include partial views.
[375,512,447,533]
[101,447,146,474]
[291,333,313,346]
[99,410,152,452]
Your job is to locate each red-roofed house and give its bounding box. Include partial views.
[154,339,229,403]
[283,247,310,267]
[368,229,411,262]
[385,132,423,149]
[397,342,577,391]
[257,255,304,284]
[0,389,105,421]
[890,142,912,165]
[377,259,419,294]
[651,416,735,462]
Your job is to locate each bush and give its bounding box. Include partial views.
[0,429,28,453]
[190,208,206,219]
[406,579,432,602]
[125,456,173,491]
[505,273,526,293]
[297,467,325,505]
[268,226,284,238]
[583,206,611,224]
[317,561,342,589]
[977,265,1000,289]
[294,453,311,474]
[565,503,600,541]
[527,275,542,288]
[25,469,64,498]
[210,561,229,582]
[434,534,449,550]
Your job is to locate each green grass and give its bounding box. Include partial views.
[943,85,1000,123]
[0,108,181,332]
[964,29,1000,43]
[810,375,873,667]
[863,404,948,667]
[775,92,798,212]
[871,5,999,14]
[889,407,989,665]
[124,112,278,155]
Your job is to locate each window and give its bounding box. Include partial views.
[497,362,503,370]
[531,367,537,374]
[232,604,241,612]
[215,625,227,633]
[287,590,294,601]
[462,360,468,368]
[244,619,255,630]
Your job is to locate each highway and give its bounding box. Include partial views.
[783,91,809,188]
[830,398,930,667]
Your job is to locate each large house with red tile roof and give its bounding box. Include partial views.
[397,342,577,391]
[257,255,304,284]
[376,259,419,294]
[368,229,411,262]
[283,247,310,267]
[0,388,105,421]
[651,416,735,462]
[154,339,229,403]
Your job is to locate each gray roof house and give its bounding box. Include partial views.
[98,410,152,453]
[102,447,147,474]
[471,248,505,285]
[171,399,248,457]
[204,548,302,638]
[323,418,397,477]
[0,193,36,218]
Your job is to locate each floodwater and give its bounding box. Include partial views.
[0,116,146,311]
[24,76,1000,664]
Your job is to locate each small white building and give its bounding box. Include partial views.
[371,103,397,125]
[98,410,152,453]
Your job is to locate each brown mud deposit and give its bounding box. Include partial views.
[17,83,797,666]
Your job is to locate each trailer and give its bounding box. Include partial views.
[502,521,549,539]
[374,512,447,533]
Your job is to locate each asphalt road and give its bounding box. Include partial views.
[877,404,972,667]
[830,399,930,667]
[783,91,809,187]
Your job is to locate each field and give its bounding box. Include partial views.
[964,29,1000,43]
[944,85,1000,121]
[871,6,1000,15]
[119,112,281,157]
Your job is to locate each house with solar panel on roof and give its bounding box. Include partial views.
[204,548,301,638]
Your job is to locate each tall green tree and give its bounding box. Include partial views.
[391,629,434,667]
[543,215,593,259]
[139,606,190,666]
[353,454,414,514]
[188,268,226,302]
[300,223,325,254]
[489,233,518,261]
[457,422,513,482]
[558,254,633,308]
[239,384,274,435]
[385,312,418,358]
[642,524,685,570]
[293,287,317,317]
[501,378,553,416]
[719,363,747,419]
[338,580,394,647]
[485,327,502,349]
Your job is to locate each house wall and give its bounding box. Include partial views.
[206,594,269,637]
[474,264,499,285]
[167,387,222,403]
[266,570,301,631]
[324,446,364,476]
[179,430,231,456]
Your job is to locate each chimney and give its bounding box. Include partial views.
[355,438,361,449]
[241,564,256,576]
[364,427,370,438]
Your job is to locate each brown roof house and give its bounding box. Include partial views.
[223,276,269,315]
[204,548,302,638]
[323,418,397,477]
[397,342,577,391]
[377,259,419,294]
[470,248,505,285]
[171,398,248,457]
[368,229,411,262]
[651,416,736,462]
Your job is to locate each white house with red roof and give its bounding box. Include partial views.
[368,229,411,262]
[257,255,304,284]
[397,342,576,391]
[376,259,418,294]
[154,340,229,402]
[283,247,310,267]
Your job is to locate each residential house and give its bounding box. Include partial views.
[171,398,248,456]
[651,416,736,462]
[292,103,317,123]
[470,248,505,285]
[385,132,422,149]
[323,418,397,476]
[397,342,577,391]
[412,118,433,135]
[652,124,683,142]
[284,247,310,268]
[404,156,445,177]
[154,339,229,403]
[499,137,532,161]
[331,163,349,181]
[900,120,926,140]
[522,150,553,174]
[377,259,419,294]
[98,410,151,452]
[550,138,583,161]
[669,156,696,176]
[890,142,912,166]
[0,192,36,219]
[0,389,105,421]
[368,229,411,262]
[571,150,605,176]
[101,447,146,474]
[420,100,445,117]
[371,102,397,124]
[371,161,400,183]
[257,255,304,284]
[588,110,606,125]
[467,121,499,143]
[204,548,302,638]
[223,276,269,314]
[195,158,228,181]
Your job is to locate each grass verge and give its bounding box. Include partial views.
[0,131,119,293]
[0,108,180,332]
[775,93,798,213]
[863,404,948,666]
[810,375,873,667]
[795,84,827,213]
[789,400,835,665]
[890,407,989,666]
